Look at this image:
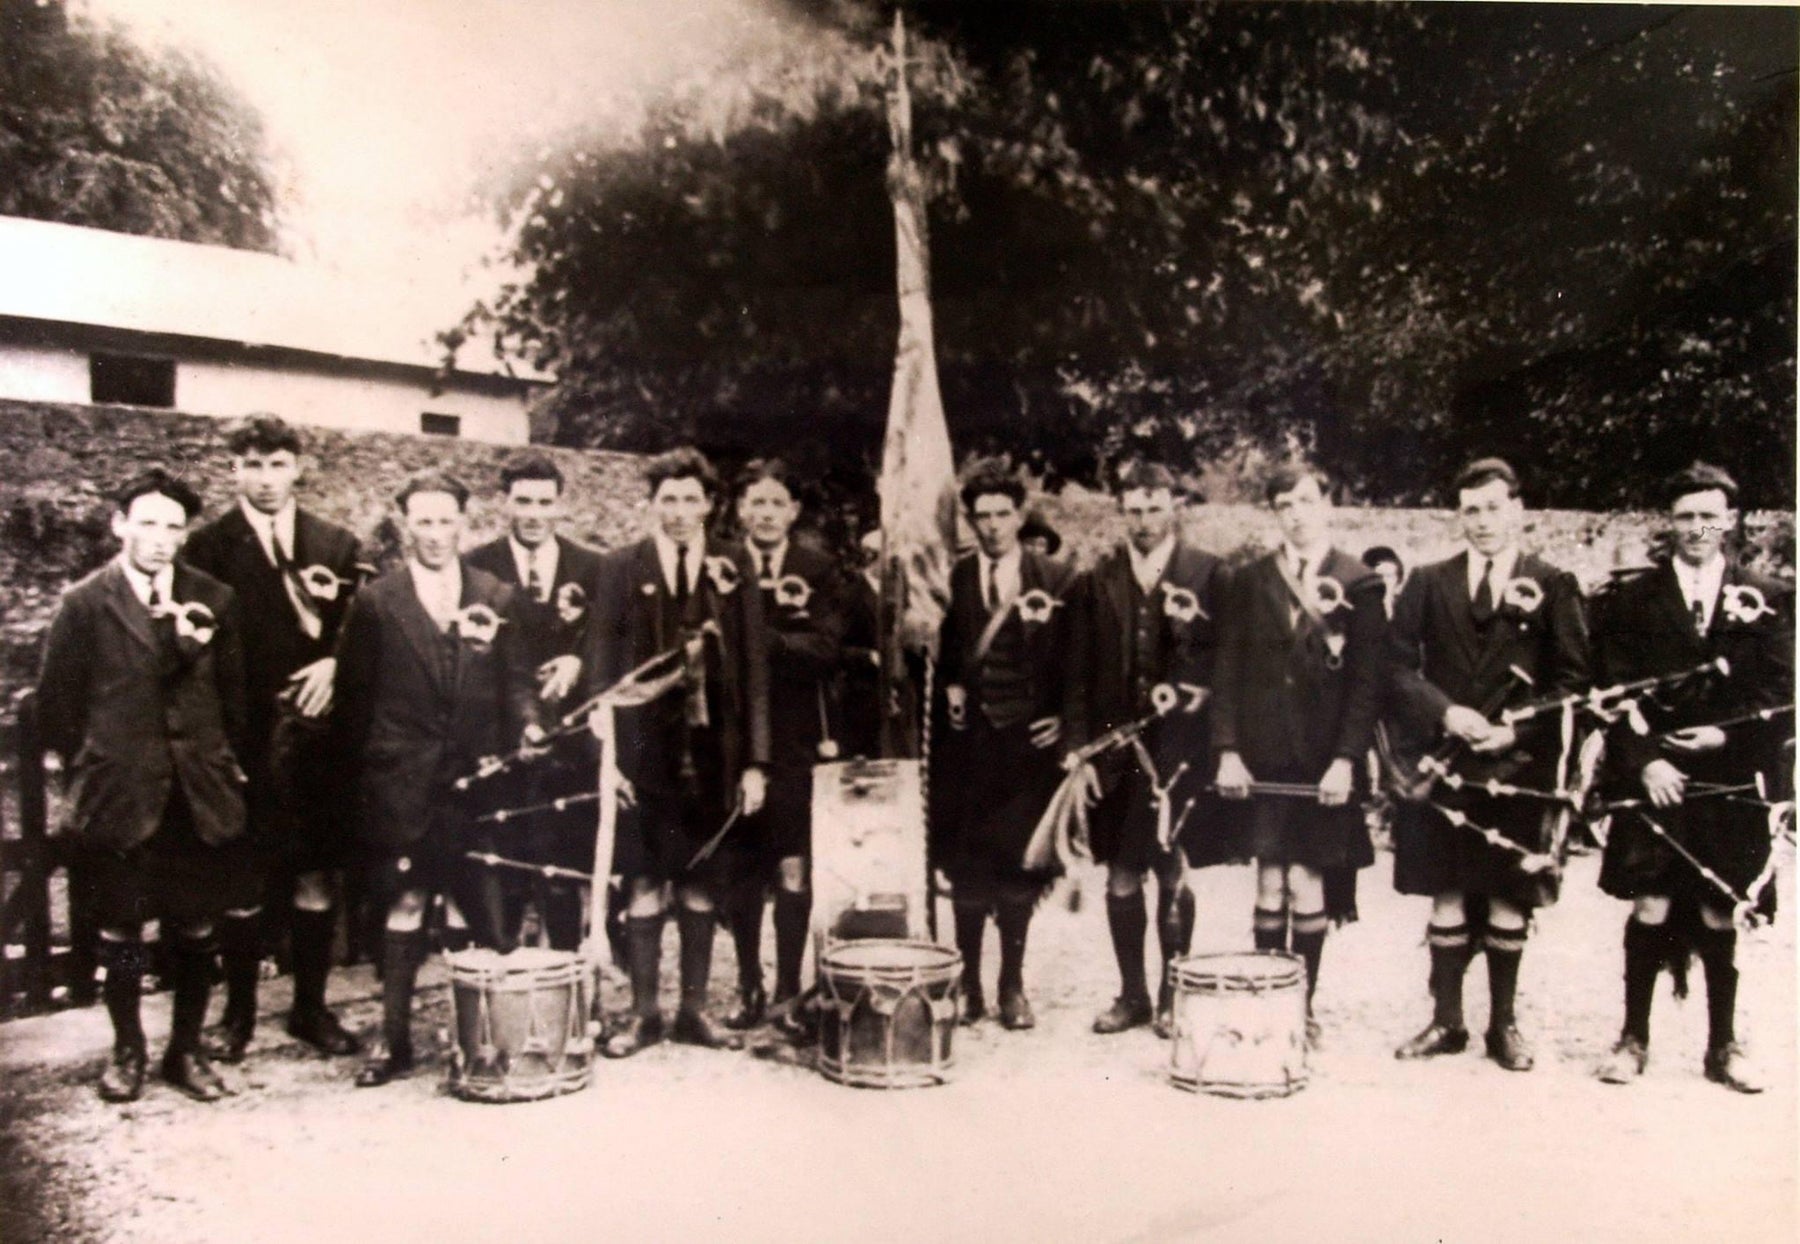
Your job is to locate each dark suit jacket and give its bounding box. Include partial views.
[585,537,770,787]
[1212,548,1386,777]
[37,560,247,850]
[466,534,606,720]
[333,561,533,849]
[751,542,847,769]
[1062,541,1230,755]
[1386,549,1590,782]
[181,504,361,780]
[938,548,1074,729]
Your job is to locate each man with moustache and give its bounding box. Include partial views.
[465,454,606,951]
[1593,463,1791,1093]
[37,469,247,1102]
[586,448,769,1058]
[1063,463,1231,1037]
[181,415,363,1062]
[334,470,535,1087]
[1212,465,1385,1041]
[1387,458,1589,1072]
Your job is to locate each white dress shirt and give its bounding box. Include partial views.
[979,546,1023,610]
[119,556,174,609]
[653,532,705,597]
[240,498,298,566]
[409,559,464,630]
[1127,535,1176,595]
[1673,554,1726,633]
[1466,547,1520,601]
[510,536,560,600]
[746,539,788,581]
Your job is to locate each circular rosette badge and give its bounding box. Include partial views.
[1014,587,1062,625]
[298,564,343,601]
[1309,575,1348,614]
[705,556,740,595]
[1501,577,1544,616]
[1150,682,1180,716]
[773,574,812,612]
[554,580,587,626]
[453,603,506,650]
[1161,583,1206,624]
[1721,584,1774,625]
[153,599,218,652]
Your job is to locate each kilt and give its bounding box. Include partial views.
[73,788,225,930]
[1392,781,1560,909]
[359,798,478,906]
[1087,719,1243,872]
[1245,764,1375,872]
[236,704,355,871]
[942,716,1061,891]
[1598,796,1776,919]
[610,726,730,885]
[728,763,814,868]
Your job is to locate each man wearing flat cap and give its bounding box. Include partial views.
[1385,457,1589,1072]
[1592,462,1791,1093]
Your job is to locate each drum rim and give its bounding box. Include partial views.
[1171,950,1305,988]
[819,937,961,975]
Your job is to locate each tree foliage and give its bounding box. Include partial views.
[0,0,280,251]
[466,0,1796,510]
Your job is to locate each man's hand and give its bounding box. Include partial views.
[1029,715,1063,750]
[286,657,336,718]
[1467,721,1517,755]
[1641,759,1688,808]
[519,723,552,759]
[1215,751,1254,800]
[945,684,969,731]
[1663,725,1727,754]
[610,771,637,810]
[1443,704,1491,744]
[536,655,582,702]
[739,766,767,817]
[1318,757,1355,807]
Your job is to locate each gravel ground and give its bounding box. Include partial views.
[1,848,1793,1244]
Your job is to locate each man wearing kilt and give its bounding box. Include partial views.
[717,460,845,1031]
[181,416,362,1062]
[1063,463,1232,1038]
[37,469,247,1102]
[1386,458,1590,1071]
[586,448,770,1058]
[465,454,606,952]
[334,470,537,1087]
[937,463,1074,1030]
[1212,465,1385,1042]
[1593,463,1792,1093]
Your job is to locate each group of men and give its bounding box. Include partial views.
[35,412,1792,1104]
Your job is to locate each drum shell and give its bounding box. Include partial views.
[816,939,960,1089]
[811,759,929,948]
[1168,951,1309,1099]
[446,948,595,1103]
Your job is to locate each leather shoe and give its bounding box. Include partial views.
[602,1013,665,1059]
[98,1043,147,1103]
[724,986,767,1031]
[287,1007,361,1057]
[161,1050,229,1102]
[354,1041,415,1088]
[1394,1022,1469,1060]
[772,995,816,1043]
[1485,1023,1535,1072]
[1703,1042,1764,1094]
[672,1007,745,1051]
[1597,1036,1648,1085]
[998,988,1035,1031]
[206,1010,256,1065]
[960,984,987,1026]
[1092,994,1153,1035]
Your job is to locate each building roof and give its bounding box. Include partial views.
[0,214,544,381]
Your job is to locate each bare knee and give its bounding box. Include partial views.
[626,879,668,918]
[1255,862,1287,908]
[1106,866,1144,899]
[293,871,334,913]
[386,890,427,932]
[1431,892,1465,924]
[1632,895,1671,926]
[777,857,807,894]
[1698,902,1734,931]
[1488,898,1527,932]
[1286,864,1324,912]
[677,882,713,914]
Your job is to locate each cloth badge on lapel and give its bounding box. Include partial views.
[555,581,587,626]
[1310,576,1349,614]
[452,603,506,651]
[1015,587,1062,624]
[152,599,218,658]
[1500,577,1543,617]
[298,564,347,602]
[774,574,812,611]
[1161,583,1205,623]
[1721,584,1774,625]
[705,556,740,595]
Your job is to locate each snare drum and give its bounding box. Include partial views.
[817,939,960,1089]
[446,947,595,1103]
[1167,952,1308,1099]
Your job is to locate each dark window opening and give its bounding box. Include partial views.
[421,412,461,437]
[90,354,176,408]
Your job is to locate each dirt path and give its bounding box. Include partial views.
[2,851,1793,1244]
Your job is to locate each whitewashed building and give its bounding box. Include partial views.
[0,215,544,443]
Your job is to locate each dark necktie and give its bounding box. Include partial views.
[984,563,998,613]
[526,561,547,603]
[1691,598,1706,634]
[1291,558,1309,623]
[675,548,691,607]
[1471,560,1495,624]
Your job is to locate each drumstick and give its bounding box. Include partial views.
[685,796,745,870]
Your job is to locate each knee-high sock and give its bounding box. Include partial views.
[543,887,584,953]
[1252,905,1289,953]
[1155,886,1194,1003]
[1426,922,1473,1029]
[98,939,148,1050]
[772,889,810,1001]
[379,928,426,1052]
[1106,892,1149,1002]
[1484,927,1527,1031]
[994,898,1033,996]
[625,915,664,1020]
[1694,925,1739,1049]
[676,907,717,1015]
[1621,917,1666,1045]
[218,909,262,1026]
[1291,909,1329,1005]
[952,901,987,997]
[166,935,217,1058]
[726,886,764,995]
[289,907,336,1016]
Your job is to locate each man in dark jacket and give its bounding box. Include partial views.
[38,468,247,1103]
[1063,463,1232,1037]
[937,463,1074,1030]
[585,448,770,1058]
[1386,458,1590,1072]
[1593,463,1792,1093]
[465,453,606,951]
[181,415,363,1062]
[1212,465,1385,1041]
[334,470,535,1087]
